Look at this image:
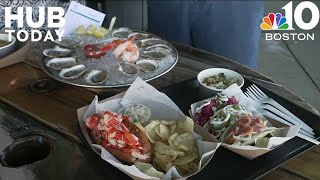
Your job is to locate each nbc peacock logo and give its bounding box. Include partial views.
[260,13,289,30]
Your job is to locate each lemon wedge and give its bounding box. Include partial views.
[98,27,109,35]
[75,25,86,35]
[92,27,109,38]
[93,30,105,38]
[87,25,97,35]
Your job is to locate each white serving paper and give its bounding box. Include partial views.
[77,77,221,179]
[190,84,300,160]
[59,1,106,36]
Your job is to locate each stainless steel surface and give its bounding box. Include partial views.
[40,31,178,88]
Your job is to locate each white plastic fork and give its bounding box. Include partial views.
[244,92,319,144]
[244,85,320,145]
[245,90,314,137]
[245,91,314,138]
[247,84,314,134]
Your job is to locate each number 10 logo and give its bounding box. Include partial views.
[261,1,319,30]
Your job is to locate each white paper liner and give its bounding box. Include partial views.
[77,77,221,179]
[190,84,300,160]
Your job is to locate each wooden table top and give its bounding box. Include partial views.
[0,42,319,180]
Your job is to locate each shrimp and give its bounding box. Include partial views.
[113,36,139,63]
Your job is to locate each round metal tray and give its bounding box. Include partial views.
[40,31,178,88]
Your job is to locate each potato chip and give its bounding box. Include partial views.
[134,161,153,172]
[145,120,161,143]
[173,133,195,151]
[177,162,198,173]
[173,152,198,165]
[140,117,200,176]
[155,152,176,162]
[154,153,174,172]
[134,162,165,179]
[176,116,194,134]
[160,120,176,126]
[169,124,177,134]
[168,133,179,149]
[155,124,171,141]
[134,122,152,140]
[189,144,199,154]
[155,141,185,157]
[144,167,165,179]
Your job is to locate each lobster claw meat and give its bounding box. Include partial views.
[83,39,125,59]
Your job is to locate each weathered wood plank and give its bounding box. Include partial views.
[311,145,320,154]
[260,168,309,180]
[0,63,95,141]
[281,150,320,180]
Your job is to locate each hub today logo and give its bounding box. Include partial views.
[261,1,319,41]
[4,7,65,42]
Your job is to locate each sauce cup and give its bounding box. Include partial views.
[197,68,244,94]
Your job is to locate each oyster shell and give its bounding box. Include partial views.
[43,46,73,58]
[46,57,78,70]
[136,59,159,72]
[84,70,108,85]
[54,38,81,49]
[59,65,88,79]
[112,27,132,38]
[103,37,127,44]
[128,32,152,40]
[142,47,171,60]
[145,44,172,51]
[118,62,139,75]
[139,38,168,47]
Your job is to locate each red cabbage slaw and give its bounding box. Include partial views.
[195,94,238,126]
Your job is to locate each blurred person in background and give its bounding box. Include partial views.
[148,1,264,69]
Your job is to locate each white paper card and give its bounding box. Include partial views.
[59,1,106,36]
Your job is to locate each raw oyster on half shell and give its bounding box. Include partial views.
[43,46,73,58]
[46,57,78,70]
[54,38,81,49]
[59,65,88,79]
[128,32,152,40]
[112,27,132,38]
[145,44,172,51]
[136,59,159,72]
[138,38,168,47]
[142,47,171,60]
[118,62,139,75]
[84,70,108,85]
